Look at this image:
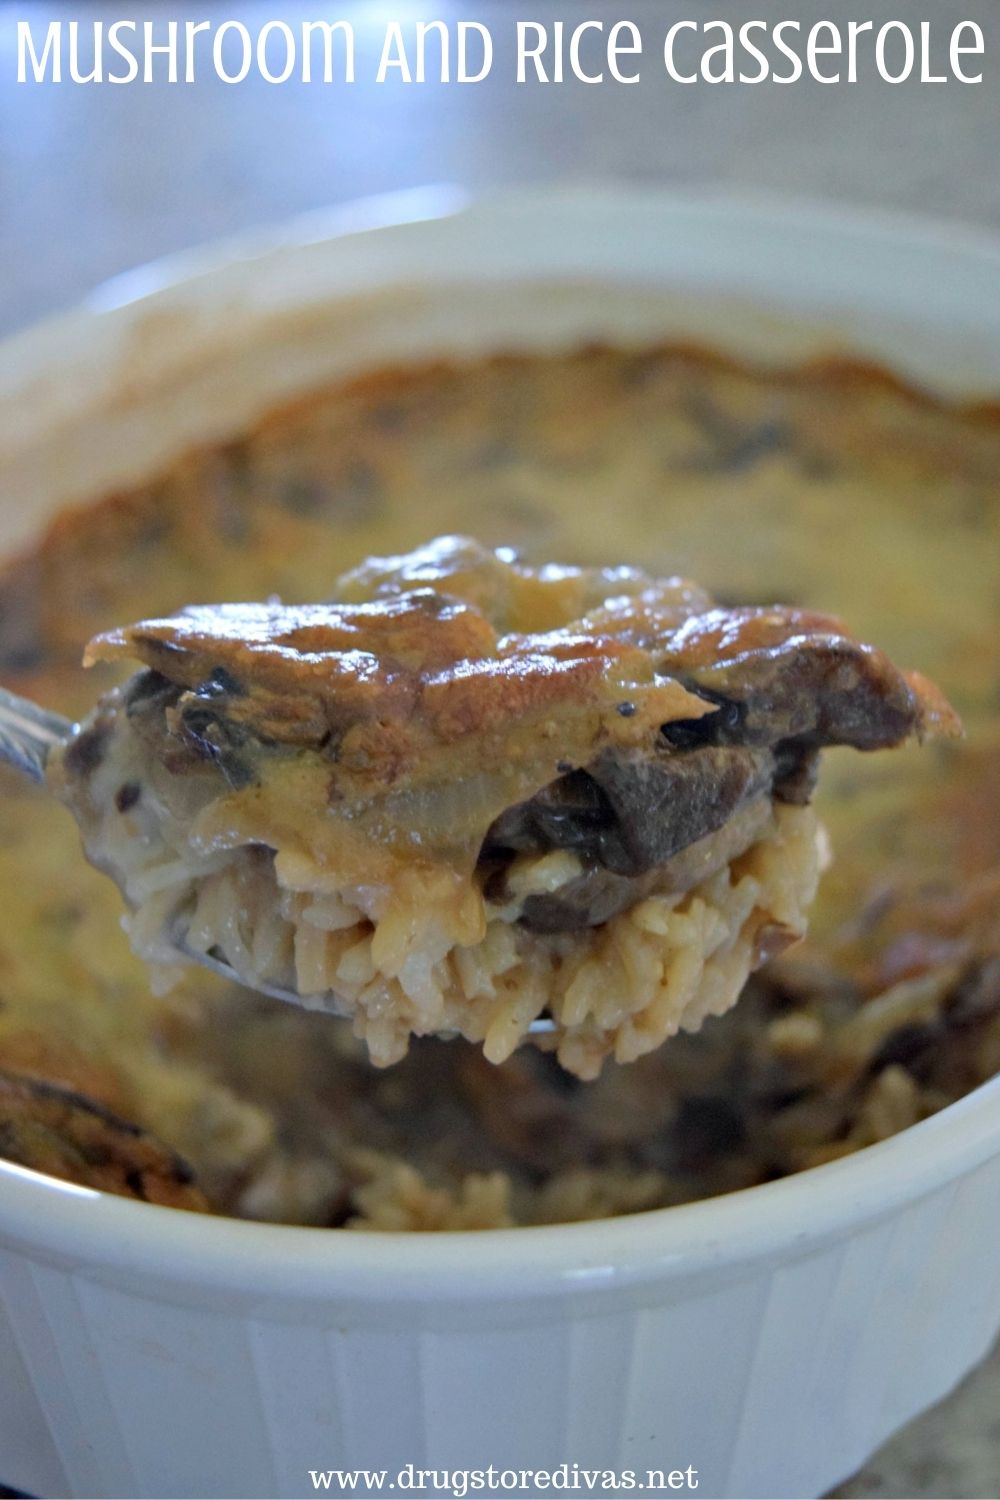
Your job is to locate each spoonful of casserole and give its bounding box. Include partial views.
[1,537,959,1078]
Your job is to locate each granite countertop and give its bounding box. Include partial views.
[1,1,998,1494]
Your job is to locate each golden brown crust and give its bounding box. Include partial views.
[0,1028,135,1117]
[0,1067,209,1211]
[0,341,993,1217]
[82,542,716,799]
[87,597,698,741]
[83,540,956,811]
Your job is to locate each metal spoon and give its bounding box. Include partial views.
[0,685,557,1035]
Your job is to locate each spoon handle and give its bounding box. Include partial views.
[0,686,75,783]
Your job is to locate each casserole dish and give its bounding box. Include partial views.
[1,188,999,1499]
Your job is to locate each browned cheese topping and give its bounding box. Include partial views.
[80,537,958,911]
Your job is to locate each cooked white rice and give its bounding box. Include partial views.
[69,711,821,1078]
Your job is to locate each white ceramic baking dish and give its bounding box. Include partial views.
[1,188,1000,1500]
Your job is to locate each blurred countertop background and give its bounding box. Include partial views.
[1,1,999,1494]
